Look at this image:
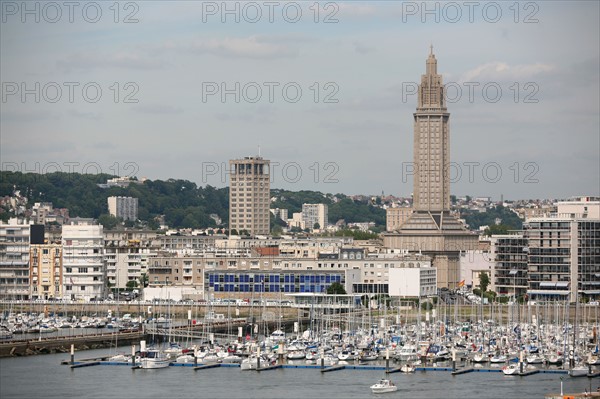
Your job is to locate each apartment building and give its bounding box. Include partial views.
[229,156,270,236]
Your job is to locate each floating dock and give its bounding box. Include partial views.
[70,361,100,369]
[257,364,282,371]
[451,368,474,375]
[193,363,221,371]
[320,365,346,373]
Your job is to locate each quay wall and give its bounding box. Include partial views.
[0,318,305,358]
[0,331,145,358]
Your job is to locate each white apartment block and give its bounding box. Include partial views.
[388,264,437,297]
[556,196,599,219]
[460,248,494,289]
[270,208,288,222]
[489,234,528,298]
[525,214,600,302]
[108,196,139,221]
[0,218,31,300]
[302,203,328,230]
[104,230,158,289]
[62,219,105,301]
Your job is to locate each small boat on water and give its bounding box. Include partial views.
[287,350,306,360]
[360,351,379,362]
[490,354,507,364]
[240,354,276,371]
[526,354,544,364]
[472,353,488,363]
[370,379,398,394]
[547,354,563,365]
[568,364,588,377]
[502,363,520,375]
[400,363,415,373]
[139,348,170,369]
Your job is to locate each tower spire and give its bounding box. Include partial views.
[430,44,433,56]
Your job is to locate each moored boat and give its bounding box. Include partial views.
[502,363,520,375]
[139,348,170,369]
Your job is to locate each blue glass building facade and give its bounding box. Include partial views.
[205,271,345,293]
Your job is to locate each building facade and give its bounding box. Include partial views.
[388,265,437,297]
[525,216,600,302]
[147,249,430,299]
[490,234,528,299]
[104,230,158,289]
[108,196,138,221]
[302,204,328,230]
[386,207,413,231]
[29,244,63,299]
[62,219,105,301]
[0,218,31,300]
[229,156,270,236]
[383,49,478,288]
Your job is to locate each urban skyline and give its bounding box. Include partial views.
[1,2,598,200]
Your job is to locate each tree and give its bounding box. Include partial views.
[479,272,490,293]
[105,279,113,298]
[230,229,239,236]
[483,224,510,236]
[271,225,283,237]
[326,282,346,295]
[97,214,119,230]
[126,280,138,289]
[313,222,320,230]
[138,273,149,288]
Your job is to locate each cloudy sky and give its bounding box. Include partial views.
[2,1,598,200]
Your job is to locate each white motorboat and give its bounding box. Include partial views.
[526,354,544,364]
[175,354,195,363]
[240,354,275,371]
[502,364,520,375]
[569,364,588,377]
[400,364,415,373]
[360,351,379,362]
[370,379,398,394]
[337,350,357,361]
[287,350,306,360]
[220,354,243,364]
[396,345,418,362]
[310,354,339,366]
[490,354,507,363]
[139,349,170,369]
[108,353,129,363]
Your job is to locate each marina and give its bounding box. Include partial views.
[1,346,599,399]
[2,299,598,398]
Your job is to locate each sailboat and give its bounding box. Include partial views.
[568,293,588,377]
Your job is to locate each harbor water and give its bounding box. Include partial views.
[1,348,598,399]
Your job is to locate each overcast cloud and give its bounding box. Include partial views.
[1,1,598,200]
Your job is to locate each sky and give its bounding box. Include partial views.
[1,1,599,201]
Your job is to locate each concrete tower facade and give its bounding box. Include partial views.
[384,49,478,289]
[229,156,270,236]
[413,47,451,212]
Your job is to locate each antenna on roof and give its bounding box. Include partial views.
[258,145,261,157]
